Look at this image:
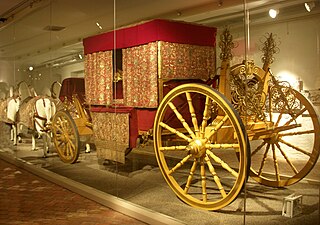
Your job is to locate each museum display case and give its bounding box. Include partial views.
[0,0,319,224]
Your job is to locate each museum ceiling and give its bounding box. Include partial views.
[0,0,319,69]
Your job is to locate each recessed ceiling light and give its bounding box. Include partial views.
[305,2,315,12]
[96,22,103,30]
[269,9,279,18]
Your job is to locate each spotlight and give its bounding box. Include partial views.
[305,2,315,12]
[269,9,279,18]
[28,66,34,71]
[96,22,102,30]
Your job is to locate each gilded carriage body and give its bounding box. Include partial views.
[83,19,217,163]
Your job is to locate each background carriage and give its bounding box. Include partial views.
[49,19,319,211]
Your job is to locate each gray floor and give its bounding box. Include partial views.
[0,122,319,225]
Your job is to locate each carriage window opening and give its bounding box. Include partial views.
[113,49,123,100]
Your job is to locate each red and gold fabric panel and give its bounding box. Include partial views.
[84,51,113,105]
[122,42,158,108]
[91,111,129,144]
[91,111,129,163]
[160,41,216,80]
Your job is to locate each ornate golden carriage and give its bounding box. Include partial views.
[51,19,320,211]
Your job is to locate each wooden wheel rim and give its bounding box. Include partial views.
[153,83,249,210]
[52,110,80,164]
[250,87,320,187]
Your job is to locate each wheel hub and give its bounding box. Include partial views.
[187,138,207,158]
[60,133,69,143]
[266,132,279,144]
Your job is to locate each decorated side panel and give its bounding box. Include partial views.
[84,51,113,105]
[160,41,216,80]
[122,42,158,108]
[91,111,130,163]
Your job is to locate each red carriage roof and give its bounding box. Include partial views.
[83,19,217,54]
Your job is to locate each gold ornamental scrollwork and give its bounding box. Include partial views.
[260,33,280,65]
[219,28,237,61]
[230,61,266,120]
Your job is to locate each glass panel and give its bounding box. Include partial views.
[0,1,318,224]
[244,1,319,224]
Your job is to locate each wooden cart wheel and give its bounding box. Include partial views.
[52,110,80,164]
[250,85,320,187]
[153,83,249,210]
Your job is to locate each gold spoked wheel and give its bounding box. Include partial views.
[52,110,80,164]
[153,83,249,210]
[250,85,320,187]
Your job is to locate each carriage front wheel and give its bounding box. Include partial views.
[52,110,80,164]
[153,83,249,210]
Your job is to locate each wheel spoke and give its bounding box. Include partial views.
[278,138,311,156]
[68,139,76,151]
[251,141,267,157]
[160,145,188,151]
[168,154,192,175]
[206,143,239,149]
[66,142,74,158]
[271,144,280,181]
[206,115,229,141]
[168,101,196,139]
[284,107,307,126]
[54,133,63,140]
[200,97,211,138]
[200,158,207,202]
[258,143,270,176]
[205,156,227,197]
[186,92,200,137]
[184,159,198,194]
[279,129,315,137]
[160,122,192,142]
[275,111,284,127]
[57,117,63,125]
[275,142,298,174]
[206,150,238,178]
[62,120,70,131]
[54,125,64,134]
[67,133,75,141]
[57,117,67,130]
[57,141,64,147]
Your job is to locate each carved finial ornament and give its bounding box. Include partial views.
[219,28,236,61]
[260,33,280,65]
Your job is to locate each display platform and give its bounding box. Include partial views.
[0,122,319,225]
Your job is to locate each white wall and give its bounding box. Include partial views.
[0,60,24,86]
[23,61,84,96]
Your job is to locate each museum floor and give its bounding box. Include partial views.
[0,158,147,225]
[0,122,319,225]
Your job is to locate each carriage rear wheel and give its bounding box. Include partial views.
[52,110,80,164]
[153,83,249,210]
[250,86,320,187]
